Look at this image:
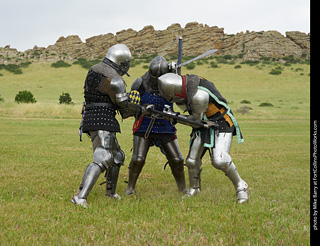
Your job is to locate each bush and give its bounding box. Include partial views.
[241,100,251,104]
[234,65,242,69]
[269,69,282,75]
[210,61,218,68]
[0,94,4,103]
[15,90,37,104]
[241,60,260,66]
[73,58,100,69]
[51,60,71,68]
[59,92,73,104]
[259,102,273,107]
[0,64,23,74]
[185,63,196,70]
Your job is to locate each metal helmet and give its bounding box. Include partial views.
[105,44,131,76]
[148,56,169,90]
[149,56,169,77]
[158,73,183,102]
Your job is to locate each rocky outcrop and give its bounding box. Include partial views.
[0,22,310,64]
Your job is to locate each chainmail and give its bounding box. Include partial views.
[185,74,200,110]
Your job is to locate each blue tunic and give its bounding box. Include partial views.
[135,91,176,135]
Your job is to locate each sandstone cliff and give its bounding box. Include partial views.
[0,22,310,64]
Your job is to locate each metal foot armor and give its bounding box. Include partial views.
[224,162,249,203]
[71,195,87,208]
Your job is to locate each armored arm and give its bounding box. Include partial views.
[189,89,209,122]
[147,105,217,129]
[110,78,138,119]
[131,77,143,91]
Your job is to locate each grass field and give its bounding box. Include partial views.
[0,61,310,245]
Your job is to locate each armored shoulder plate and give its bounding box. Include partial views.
[131,77,143,91]
[110,78,127,103]
[190,89,209,114]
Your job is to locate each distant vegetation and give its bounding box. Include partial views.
[14,90,37,104]
[73,58,101,69]
[59,92,73,104]
[51,60,71,68]
[0,61,31,74]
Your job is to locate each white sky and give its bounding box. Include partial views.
[1,0,310,52]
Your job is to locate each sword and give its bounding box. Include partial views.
[177,49,218,68]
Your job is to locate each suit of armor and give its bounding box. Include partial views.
[125,56,188,195]
[158,73,249,203]
[71,44,133,208]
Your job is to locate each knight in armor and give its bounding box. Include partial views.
[125,56,188,195]
[157,73,249,203]
[71,44,135,208]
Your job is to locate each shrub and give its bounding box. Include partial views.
[51,60,71,68]
[73,58,100,69]
[241,60,260,66]
[59,92,73,104]
[269,69,282,75]
[15,90,37,104]
[210,61,218,68]
[259,102,273,107]
[241,100,251,104]
[234,65,242,69]
[0,94,4,103]
[215,57,228,64]
[0,64,23,74]
[185,63,196,70]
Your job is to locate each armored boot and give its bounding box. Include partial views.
[105,164,121,200]
[224,162,248,203]
[125,160,144,195]
[71,162,106,208]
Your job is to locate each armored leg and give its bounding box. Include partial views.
[105,142,125,199]
[185,133,204,196]
[125,136,150,195]
[211,132,248,203]
[161,139,188,193]
[105,165,121,199]
[71,130,123,207]
[75,163,92,194]
[71,162,106,208]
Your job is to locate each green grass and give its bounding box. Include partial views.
[0,62,310,245]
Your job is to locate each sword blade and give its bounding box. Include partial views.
[177,49,218,68]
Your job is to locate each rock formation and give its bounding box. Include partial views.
[0,22,310,64]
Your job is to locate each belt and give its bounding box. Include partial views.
[85,103,114,109]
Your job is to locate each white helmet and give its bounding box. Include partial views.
[105,44,131,76]
[158,73,183,102]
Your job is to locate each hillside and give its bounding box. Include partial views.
[0,22,310,65]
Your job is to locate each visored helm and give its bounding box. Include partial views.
[148,56,169,89]
[158,73,183,102]
[149,56,169,77]
[105,44,132,76]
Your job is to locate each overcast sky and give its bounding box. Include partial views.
[1,0,310,52]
